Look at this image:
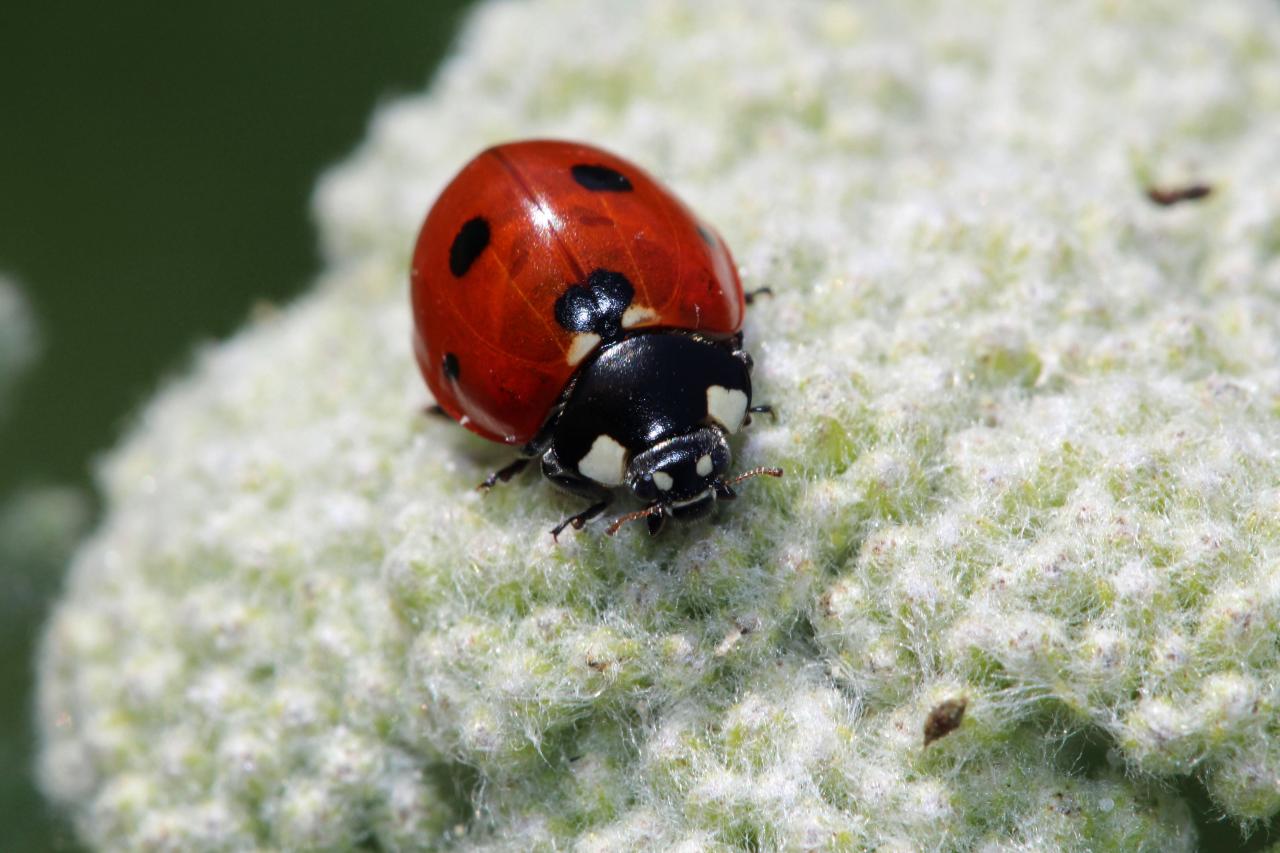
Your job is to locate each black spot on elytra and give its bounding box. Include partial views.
[449,217,490,277]
[442,352,460,380]
[571,164,633,192]
[554,269,634,341]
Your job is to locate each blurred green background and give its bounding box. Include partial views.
[0,2,472,847]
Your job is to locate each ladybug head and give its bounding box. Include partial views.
[615,428,732,535]
[629,428,730,502]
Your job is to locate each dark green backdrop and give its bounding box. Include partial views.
[0,3,471,847]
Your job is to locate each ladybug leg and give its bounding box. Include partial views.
[714,332,755,373]
[541,450,614,541]
[477,457,533,492]
[478,423,556,492]
[424,403,450,419]
[646,509,668,536]
[742,403,775,428]
[550,500,613,541]
[744,286,773,305]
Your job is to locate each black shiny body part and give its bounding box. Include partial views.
[478,328,769,539]
[551,333,751,465]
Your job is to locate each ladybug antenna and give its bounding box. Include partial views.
[724,466,784,487]
[606,503,665,536]
[607,468,783,536]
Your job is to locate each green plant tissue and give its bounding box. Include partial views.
[36,0,1280,849]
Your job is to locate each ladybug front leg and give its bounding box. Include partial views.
[540,449,614,541]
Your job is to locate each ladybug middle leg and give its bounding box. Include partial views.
[713,332,754,372]
[742,404,777,428]
[477,411,561,492]
[477,457,533,492]
[742,403,776,428]
[540,449,614,540]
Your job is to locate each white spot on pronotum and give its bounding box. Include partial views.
[706,385,749,433]
[653,471,674,491]
[621,304,657,328]
[578,435,628,485]
[696,454,713,476]
[567,332,601,366]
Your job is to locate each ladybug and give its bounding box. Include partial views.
[411,140,780,538]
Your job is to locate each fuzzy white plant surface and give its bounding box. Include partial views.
[36,0,1280,849]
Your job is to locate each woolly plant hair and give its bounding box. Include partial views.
[36,0,1280,849]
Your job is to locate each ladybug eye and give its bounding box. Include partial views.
[632,474,657,501]
[571,164,633,192]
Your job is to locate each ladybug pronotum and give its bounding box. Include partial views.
[411,140,780,538]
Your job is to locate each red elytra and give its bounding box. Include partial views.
[410,140,745,446]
